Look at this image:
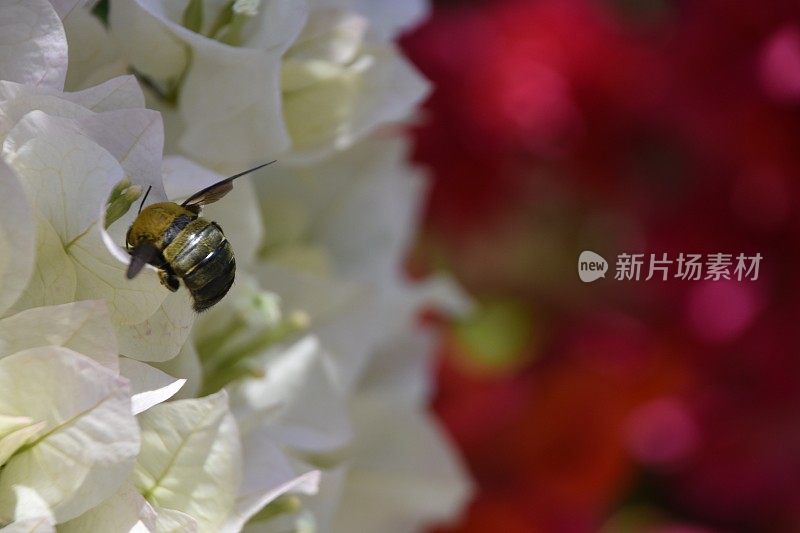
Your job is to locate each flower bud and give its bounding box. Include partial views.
[104,181,142,228]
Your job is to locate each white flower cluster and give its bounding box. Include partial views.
[0,0,470,532]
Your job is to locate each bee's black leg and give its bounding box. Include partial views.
[158,270,180,292]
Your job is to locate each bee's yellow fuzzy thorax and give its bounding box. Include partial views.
[127,202,197,249]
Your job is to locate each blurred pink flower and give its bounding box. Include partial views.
[685,280,762,344]
[760,25,800,102]
[624,397,699,465]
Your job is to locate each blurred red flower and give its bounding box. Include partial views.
[404,0,800,531]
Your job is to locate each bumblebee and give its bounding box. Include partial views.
[125,162,274,312]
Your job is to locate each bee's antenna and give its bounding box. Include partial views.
[138,185,152,214]
[225,160,277,181]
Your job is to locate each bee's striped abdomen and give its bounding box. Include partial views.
[160,213,193,248]
[164,219,236,312]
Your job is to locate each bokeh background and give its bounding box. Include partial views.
[399,0,800,531]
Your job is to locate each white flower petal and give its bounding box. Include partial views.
[293,464,347,533]
[283,44,429,160]
[70,222,167,326]
[315,154,423,285]
[63,75,146,111]
[0,82,91,142]
[225,471,320,533]
[0,160,35,316]
[243,511,315,533]
[251,264,385,392]
[266,243,331,276]
[8,110,168,267]
[332,399,472,533]
[59,484,158,533]
[353,0,428,40]
[47,0,89,20]
[253,135,424,285]
[108,0,188,82]
[2,111,168,324]
[413,274,475,317]
[0,76,144,114]
[1,90,163,201]
[352,281,470,406]
[120,358,186,415]
[7,215,77,313]
[0,518,54,533]
[289,9,368,65]
[98,219,136,263]
[80,59,131,93]
[0,77,145,145]
[116,289,195,362]
[0,418,46,466]
[177,1,307,166]
[356,328,436,408]
[153,341,203,400]
[112,0,307,167]
[2,111,122,243]
[134,391,243,532]
[0,486,54,533]
[177,57,289,166]
[64,10,123,91]
[74,109,166,200]
[0,415,38,437]
[161,155,221,200]
[0,300,118,371]
[237,436,296,503]
[230,336,353,453]
[0,347,140,523]
[0,0,67,89]
[153,506,198,533]
[10,486,52,523]
[311,0,429,40]
[221,437,319,533]
[241,463,339,533]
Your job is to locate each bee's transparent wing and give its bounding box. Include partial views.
[180,179,234,208]
[181,161,276,208]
